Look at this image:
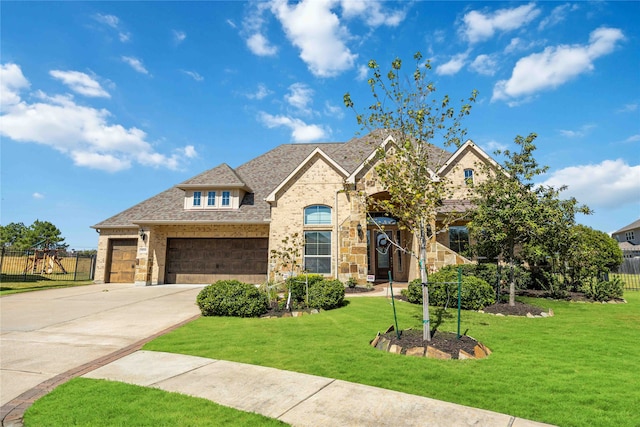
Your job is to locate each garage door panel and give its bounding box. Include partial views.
[107,239,137,283]
[165,238,268,284]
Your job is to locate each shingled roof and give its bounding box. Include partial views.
[92,132,452,228]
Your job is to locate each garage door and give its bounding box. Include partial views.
[107,239,137,283]
[165,238,268,284]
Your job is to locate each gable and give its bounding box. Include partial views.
[265,148,349,202]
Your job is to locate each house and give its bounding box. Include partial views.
[612,218,640,258]
[92,131,498,285]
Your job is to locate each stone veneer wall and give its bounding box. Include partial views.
[268,154,353,281]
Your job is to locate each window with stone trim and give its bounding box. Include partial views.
[304,230,331,274]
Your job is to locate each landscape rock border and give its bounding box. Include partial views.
[370,326,491,360]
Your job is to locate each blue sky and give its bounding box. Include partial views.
[1,1,639,250]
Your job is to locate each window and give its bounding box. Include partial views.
[193,191,201,206]
[449,226,470,255]
[464,169,474,186]
[626,231,635,241]
[304,231,331,274]
[304,205,331,225]
[222,191,230,206]
[207,191,216,206]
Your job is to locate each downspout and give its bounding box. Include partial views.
[334,189,340,279]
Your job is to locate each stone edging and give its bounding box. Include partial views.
[370,326,491,360]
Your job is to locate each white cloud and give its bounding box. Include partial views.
[246,33,278,56]
[49,70,110,98]
[538,3,578,31]
[258,112,328,143]
[246,83,272,100]
[460,3,540,44]
[356,64,368,81]
[540,159,640,209]
[493,27,624,103]
[270,0,356,77]
[32,192,44,199]
[469,54,498,76]
[226,19,237,29]
[436,52,468,76]
[558,124,596,138]
[173,30,186,44]
[93,13,130,42]
[0,63,30,111]
[242,2,278,57]
[0,63,193,173]
[182,70,204,81]
[339,0,406,27]
[121,56,149,75]
[481,140,509,153]
[624,134,640,143]
[324,101,344,119]
[617,103,638,113]
[285,83,314,114]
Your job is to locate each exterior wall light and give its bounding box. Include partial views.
[139,228,146,242]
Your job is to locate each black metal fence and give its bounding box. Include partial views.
[0,248,96,282]
[613,251,640,291]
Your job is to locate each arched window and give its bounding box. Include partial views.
[304,205,331,225]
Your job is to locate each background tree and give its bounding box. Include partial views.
[469,133,590,304]
[0,222,27,249]
[344,53,477,340]
[564,225,623,289]
[0,220,67,251]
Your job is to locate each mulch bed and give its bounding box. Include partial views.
[381,328,478,358]
[482,301,546,316]
[344,285,376,294]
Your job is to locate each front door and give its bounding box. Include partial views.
[374,231,392,280]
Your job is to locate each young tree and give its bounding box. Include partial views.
[469,133,590,304]
[344,53,477,340]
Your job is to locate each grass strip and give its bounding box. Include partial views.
[0,280,93,296]
[24,378,288,427]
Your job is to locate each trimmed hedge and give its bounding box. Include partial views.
[404,269,495,310]
[197,280,268,317]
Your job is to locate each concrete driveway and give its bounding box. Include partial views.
[0,284,202,407]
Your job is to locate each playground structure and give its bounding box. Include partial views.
[23,249,68,274]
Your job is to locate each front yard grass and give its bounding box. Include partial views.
[24,378,287,426]
[23,293,640,427]
[143,292,640,427]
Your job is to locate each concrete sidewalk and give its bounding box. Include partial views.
[84,350,555,427]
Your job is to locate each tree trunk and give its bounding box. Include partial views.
[509,262,515,306]
[420,220,431,341]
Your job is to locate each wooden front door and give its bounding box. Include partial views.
[106,239,137,283]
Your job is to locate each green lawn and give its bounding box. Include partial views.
[24,293,640,427]
[24,378,287,426]
[0,280,93,296]
[143,293,640,427]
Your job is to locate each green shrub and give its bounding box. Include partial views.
[285,274,324,304]
[196,280,268,317]
[583,276,624,302]
[403,269,495,310]
[307,279,345,310]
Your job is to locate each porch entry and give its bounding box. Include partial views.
[366,214,399,281]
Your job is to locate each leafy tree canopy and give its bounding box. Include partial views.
[0,220,67,251]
